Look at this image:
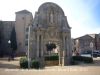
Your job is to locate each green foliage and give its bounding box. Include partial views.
[20,58,28,68]
[72,56,84,61]
[19,58,40,69]
[45,55,59,61]
[45,43,56,51]
[31,60,39,69]
[10,27,17,50]
[72,56,93,63]
[83,57,93,63]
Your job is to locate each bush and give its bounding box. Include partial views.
[20,58,28,68]
[20,58,40,69]
[31,60,39,69]
[72,56,93,63]
[45,55,59,61]
[83,57,93,63]
[72,56,84,61]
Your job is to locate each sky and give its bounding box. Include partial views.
[0,0,100,38]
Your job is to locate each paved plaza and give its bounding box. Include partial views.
[0,57,100,75]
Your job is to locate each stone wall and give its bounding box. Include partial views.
[45,60,59,66]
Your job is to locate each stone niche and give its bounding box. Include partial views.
[29,2,72,67]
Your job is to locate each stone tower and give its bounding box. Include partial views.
[15,10,33,53]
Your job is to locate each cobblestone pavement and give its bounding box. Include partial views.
[0,57,100,75]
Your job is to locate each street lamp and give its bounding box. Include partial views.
[8,40,11,53]
[8,40,11,44]
[90,42,93,58]
[28,24,32,69]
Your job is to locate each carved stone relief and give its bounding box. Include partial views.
[40,30,44,36]
[46,6,55,24]
[44,31,49,39]
[56,32,60,38]
[50,12,54,23]
[49,28,55,38]
[62,32,67,37]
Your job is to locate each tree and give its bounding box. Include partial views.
[45,43,56,55]
[10,27,17,51]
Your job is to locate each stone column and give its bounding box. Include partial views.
[66,36,71,65]
[37,35,39,57]
[63,37,65,57]
[69,32,72,56]
[62,36,66,66]
[66,37,69,57]
[58,43,61,66]
[41,36,43,57]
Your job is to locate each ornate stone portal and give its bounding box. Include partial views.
[28,2,72,67]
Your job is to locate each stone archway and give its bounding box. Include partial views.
[28,2,72,68]
[44,40,62,66]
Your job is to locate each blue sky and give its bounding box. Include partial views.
[0,0,100,38]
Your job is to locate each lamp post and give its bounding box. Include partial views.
[8,40,11,53]
[28,25,30,69]
[28,23,32,69]
[90,42,93,58]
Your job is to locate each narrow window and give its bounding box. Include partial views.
[26,28,29,32]
[26,34,28,39]
[25,40,28,46]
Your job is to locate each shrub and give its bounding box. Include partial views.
[45,55,59,61]
[45,56,50,61]
[72,56,84,61]
[72,56,93,63]
[20,58,28,68]
[50,55,58,60]
[83,57,93,63]
[31,60,39,69]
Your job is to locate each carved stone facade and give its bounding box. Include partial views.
[28,2,72,67]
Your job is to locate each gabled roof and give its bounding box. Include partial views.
[74,34,96,40]
[88,34,95,38]
[15,9,31,14]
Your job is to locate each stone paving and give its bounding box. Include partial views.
[0,57,100,75]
